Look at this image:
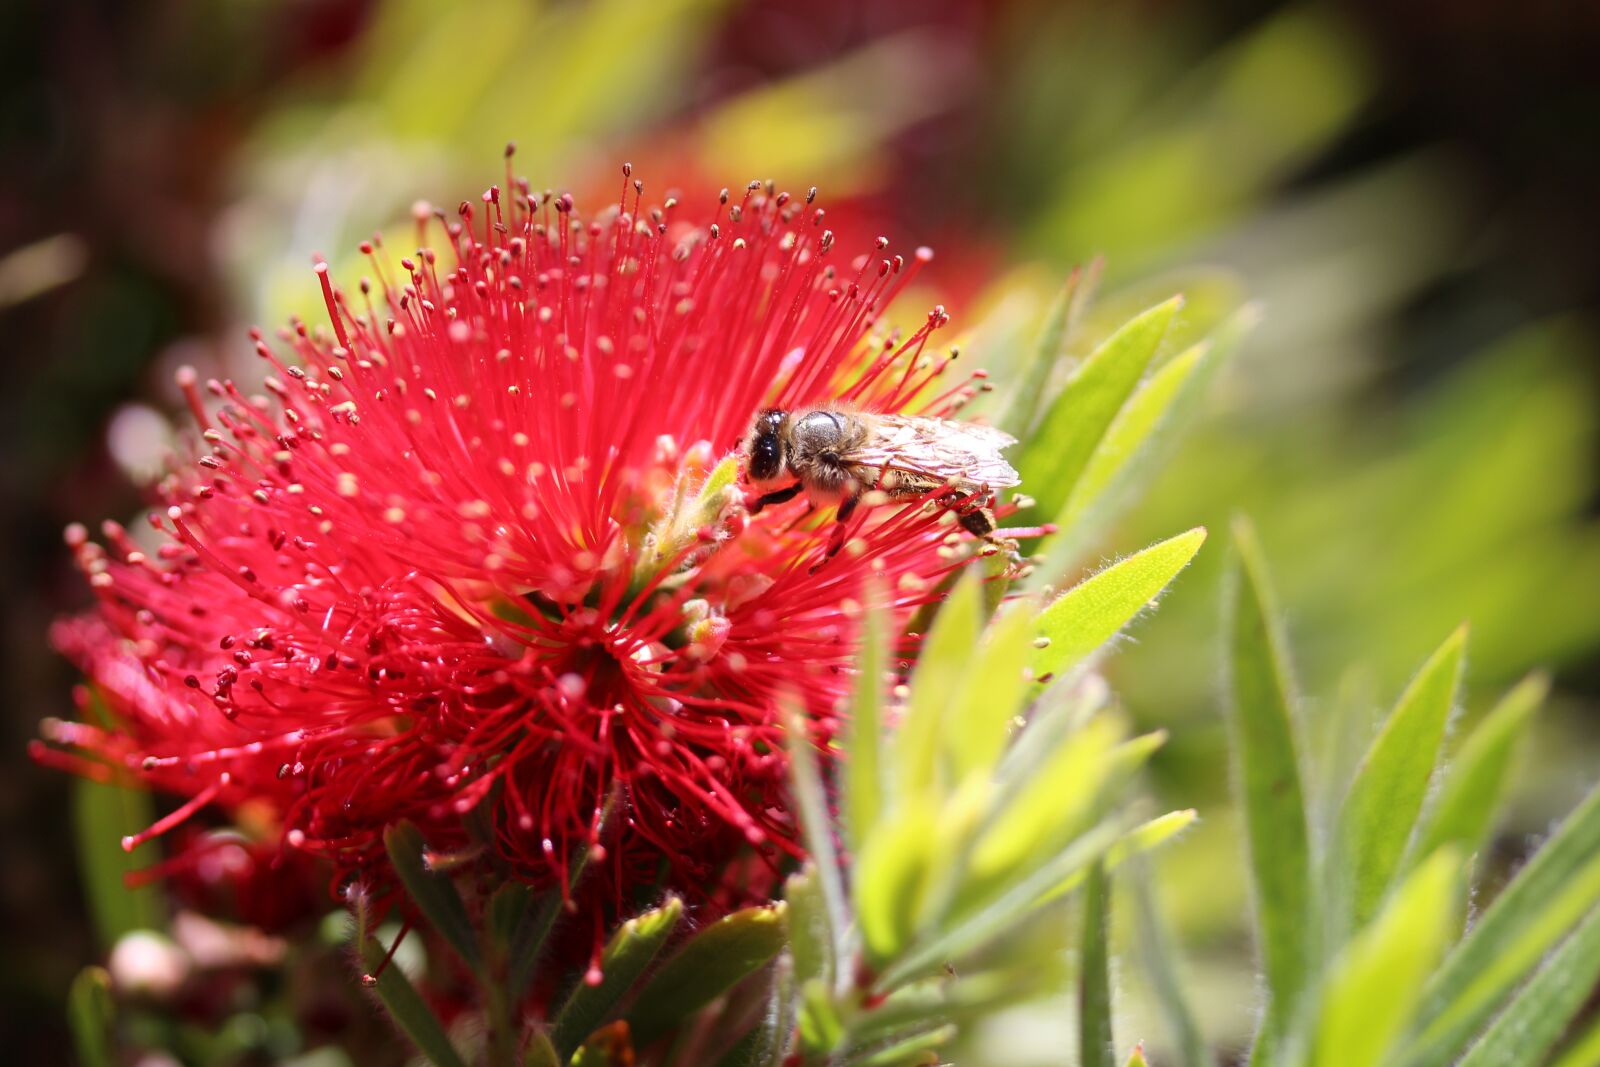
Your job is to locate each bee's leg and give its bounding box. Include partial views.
[748,482,804,516]
[810,495,861,573]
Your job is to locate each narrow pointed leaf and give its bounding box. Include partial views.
[1225,517,1314,1056]
[850,1024,958,1067]
[900,567,984,796]
[1457,905,1600,1067]
[856,805,938,965]
[626,904,788,1045]
[525,1030,561,1067]
[999,261,1100,436]
[360,934,468,1067]
[1412,672,1548,864]
[1337,625,1467,930]
[1402,781,1600,1067]
[68,966,113,1067]
[1018,295,1181,520]
[1308,849,1461,1067]
[1080,861,1115,1067]
[550,897,684,1058]
[1126,1046,1151,1067]
[1132,858,1208,1067]
[844,590,889,850]
[73,776,163,946]
[786,866,834,990]
[785,703,849,972]
[1030,527,1207,684]
[384,821,482,974]
[1549,1011,1600,1067]
[947,595,1039,779]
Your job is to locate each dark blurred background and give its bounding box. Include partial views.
[4,0,1598,1062]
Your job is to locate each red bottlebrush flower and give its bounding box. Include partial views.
[39,165,1011,922]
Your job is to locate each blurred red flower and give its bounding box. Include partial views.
[37,165,1000,920]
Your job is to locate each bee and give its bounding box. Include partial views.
[743,407,1020,555]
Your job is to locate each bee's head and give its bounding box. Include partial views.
[747,408,788,483]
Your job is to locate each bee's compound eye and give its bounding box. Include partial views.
[749,432,783,481]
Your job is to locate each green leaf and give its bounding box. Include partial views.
[798,976,846,1053]
[1336,625,1468,932]
[1049,304,1255,565]
[844,590,889,851]
[998,261,1101,437]
[946,595,1039,780]
[383,821,483,975]
[785,702,850,975]
[786,866,835,990]
[1456,905,1600,1067]
[1030,527,1208,685]
[1224,517,1315,1057]
[626,904,787,1045]
[1080,861,1115,1067]
[1412,672,1548,864]
[68,966,113,1067]
[1126,1045,1152,1067]
[1308,848,1462,1067]
[72,776,164,946]
[550,897,684,1059]
[1401,782,1600,1067]
[848,1024,957,1067]
[900,566,984,796]
[1017,295,1182,521]
[855,804,938,966]
[1550,1010,1600,1067]
[524,1029,560,1067]
[878,818,1125,989]
[1132,858,1209,1067]
[360,933,468,1067]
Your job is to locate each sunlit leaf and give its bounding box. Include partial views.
[848,1024,957,1067]
[1308,848,1461,1067]
[998,261,1101,437]
[947,595,1039,779]
[1018,296,1182,522]
[1225,517,1314,1057]
[1401,782,1600,1067]
[856,805,938,965]
[1412,672,1548,865]
[1335,625,1467,932]
[550,898,684,1059]
[900,567,984,796]
[627,904,787,1045]
[786,703,849,972]
[1030,527,1208,684]
[1456,905,1600,1067]
[786,866,835,992]
[1132,857,1209,1067]
[844,590,890,850]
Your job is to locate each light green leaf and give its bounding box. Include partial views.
[383,821,483,975]
[1037,806,1193,907]
[900,567,984,796]
[798,977,846,1053]
[849,1024,957,1067]
[969,714,1123,883]
[878,819,1125,989]
[998,261,1101,437]
[73,776,164,947]
[844,590,890,850]
[1018,296,1181,521]
[68,966,113,1067]
[947,595,1039,779]
[785,703,849,974]
[1308,848,1461,1067]
[1336,625,1467,931]
[786,866,835,991]
[1401,782,1600,1067]
[1049,305,1258,569]
[856,805,938,965]
[1030,527,1208,684]
[626,904,787,1045]
[550,897,684,1058]
[1126,1045,1152,1067]
[524,1030,560,1067]
[1080,861,1115,1067]
[360,933,468,1067]
[1550,1010,1600,1067]
[1225,517,1314,1057]
[1412,672,1548,865]
[1457,905,1600,1067]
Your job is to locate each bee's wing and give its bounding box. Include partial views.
[843,414,1021,489]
